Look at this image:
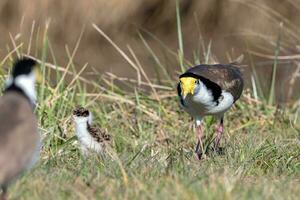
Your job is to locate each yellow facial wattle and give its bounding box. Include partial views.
[34,67,43,83]
[179,77,197,98]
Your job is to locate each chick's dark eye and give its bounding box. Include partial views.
[83,111,89,116]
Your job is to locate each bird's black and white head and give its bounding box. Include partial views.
[72,106,93,125]
[4,58,40,106]
[178,72,224,110]
[178,72,223,102]
[178,74,202,99]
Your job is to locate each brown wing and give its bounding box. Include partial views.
[0,92,39,186]
[87,125,111,144]
[184,64,244,102]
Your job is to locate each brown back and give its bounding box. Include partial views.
[185,64,244,102]
[87,125,111,144]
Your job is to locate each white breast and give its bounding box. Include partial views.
[75,124,103,154]
[182,90,234,118]
[207,91,234,115]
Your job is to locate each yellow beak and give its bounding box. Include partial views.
[34,67,43,83]
[182,85,194,98]
[180,77,197,99]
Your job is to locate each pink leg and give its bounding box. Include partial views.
[214,118,224,150]
[195,125,204,160]
[197,125,204,142]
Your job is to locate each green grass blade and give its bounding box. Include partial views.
[268,23,283,105]
[176,0,185,72]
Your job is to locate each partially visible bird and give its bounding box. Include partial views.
[0,58,40,200]
[72,107,111,156]
[177,61,244,160]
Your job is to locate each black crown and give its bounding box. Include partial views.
[12,58,37,78]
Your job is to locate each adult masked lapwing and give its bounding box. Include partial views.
[73,107,111,156]
[177,62,243,160]
[0,58,40,199]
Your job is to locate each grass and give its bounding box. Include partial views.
[1,18,300,200]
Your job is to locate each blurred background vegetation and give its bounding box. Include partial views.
[0,0,299,103]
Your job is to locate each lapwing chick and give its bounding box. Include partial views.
[0,58,40,199]
[177,62,243,160]
[73,107,111,156]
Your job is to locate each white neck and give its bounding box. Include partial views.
[76,122,88,135]
[6,72,37,105]
[193,81,214,104]
[74,117,90,138]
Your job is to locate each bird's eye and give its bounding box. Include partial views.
[83,111,89,116]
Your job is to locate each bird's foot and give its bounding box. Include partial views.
[194,140,210,161]
[194,152,202,160]
[194,140,203,160]
[213,139,220,151]
[195,152,209,160]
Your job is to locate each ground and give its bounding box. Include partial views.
[7,82,300,199]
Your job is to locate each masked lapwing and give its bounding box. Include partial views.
[0,58,40,199]
[177,62,243,160]
[73,107,111,156]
